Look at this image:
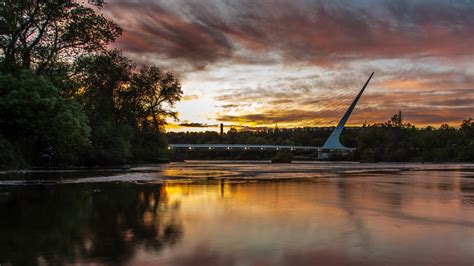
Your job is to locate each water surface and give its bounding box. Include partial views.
[0,162,473,265]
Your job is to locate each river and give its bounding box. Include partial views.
[0,162,473,265]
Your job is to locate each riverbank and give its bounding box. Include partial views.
[1,161,473,185]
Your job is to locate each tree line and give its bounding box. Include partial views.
[167,112,474,162]
[0,0,182,168]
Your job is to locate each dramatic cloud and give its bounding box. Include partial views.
[212,65,474,127]
[105,0,473,66]
[178,122,217,128]
[100,0,474,130]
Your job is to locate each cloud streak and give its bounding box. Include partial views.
[178,122,217,128]
[105,0,474,68]
[100,0,474,129]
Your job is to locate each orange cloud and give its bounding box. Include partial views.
[101,0,473,129]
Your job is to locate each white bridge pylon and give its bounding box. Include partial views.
[168,72,374,154]
[322,72,374,150]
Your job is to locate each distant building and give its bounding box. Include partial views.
[220,123,224,136]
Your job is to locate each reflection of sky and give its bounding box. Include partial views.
[129,168,474,265]
[102,0,474,131]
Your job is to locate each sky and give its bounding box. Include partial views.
[101,0,473,132]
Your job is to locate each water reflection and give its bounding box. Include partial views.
[0,183,182,265]
[151,171,474,265]
[0,165,473,265]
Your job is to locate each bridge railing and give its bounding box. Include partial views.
[168,144,321,151]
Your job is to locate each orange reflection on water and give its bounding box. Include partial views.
[143,170,474,265]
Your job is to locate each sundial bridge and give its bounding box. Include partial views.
[168,72,374,159]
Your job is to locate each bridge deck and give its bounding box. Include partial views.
[168,144,321,151]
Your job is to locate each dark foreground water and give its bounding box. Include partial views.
[0,162,473,265]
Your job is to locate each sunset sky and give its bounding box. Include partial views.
[101,0,473,132]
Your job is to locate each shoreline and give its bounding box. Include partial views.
[0,162,473,186]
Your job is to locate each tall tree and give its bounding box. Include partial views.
[73,50,134,164]
[74,50,132,122]
[74,51,182,164]
[0,0,121,74]
[126,66,183,131]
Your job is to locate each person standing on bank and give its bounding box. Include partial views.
[42,145,55,170]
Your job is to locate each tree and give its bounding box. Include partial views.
[73,51,134,164]
[73,51,182,164]
[458,118,474,161]
[460,118,473,137]
[0,1,183,167]
[74,50,133,122]
[125,66,182,131]
[0,71,90,164]
[385,110,411,128]
[75,51,183,132]
[0,0,121,73]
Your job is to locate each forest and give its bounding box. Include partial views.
[0,0,182,168]
[167,112,474,162]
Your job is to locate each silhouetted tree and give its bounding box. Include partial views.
[74,51,181,164]
[0,1,181,168]
[0,0,121,73]
[126,66,182,131]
